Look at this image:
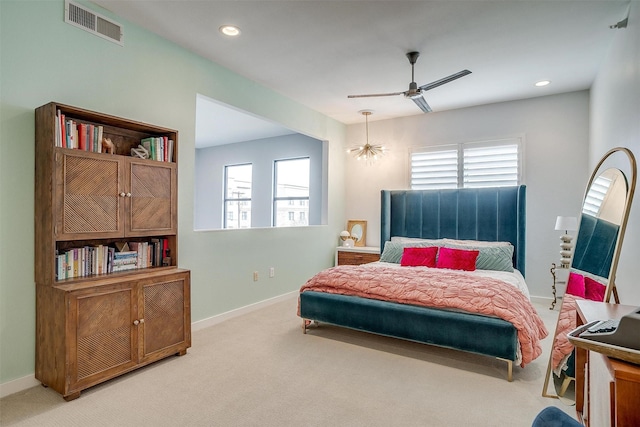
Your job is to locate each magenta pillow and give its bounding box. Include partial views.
[565,272,586,298]
[585,276,606,301]
[400,246,438,267]
[436,247,479,271]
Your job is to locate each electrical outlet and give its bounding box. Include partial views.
[253,271,258,281]
[269,267,275,278]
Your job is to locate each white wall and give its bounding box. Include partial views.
[590,3,640,305]
[344,91,591,300]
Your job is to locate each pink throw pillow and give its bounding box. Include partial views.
[401,246,438,267]
[585,276,606,301]
[436,247,479,271]
[565,272,586,298]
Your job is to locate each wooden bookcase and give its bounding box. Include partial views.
[34,102,191,401]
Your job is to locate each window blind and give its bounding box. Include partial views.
[582,175,612,217]
[411,149,458,189]
[463,144,519,188]
[411,139,521,190]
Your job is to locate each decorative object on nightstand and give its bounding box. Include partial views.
[555,216,578,267]
[347,220,367,247]
[339,230,354,247]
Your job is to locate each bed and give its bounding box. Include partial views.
[298,186,548,381]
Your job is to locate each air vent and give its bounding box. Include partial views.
[65,1,123,46]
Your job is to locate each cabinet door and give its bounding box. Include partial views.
[138,272,191,363]
[126,159,177,236]
[56,150,124,240]
[67,284,137,394]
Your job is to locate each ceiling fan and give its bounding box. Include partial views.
[347,51,471,113]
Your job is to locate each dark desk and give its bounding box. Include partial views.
[575,300,640,427]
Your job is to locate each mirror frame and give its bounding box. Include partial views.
[542,147,637,401]
[347,220,367,247]
[592,149,637,302]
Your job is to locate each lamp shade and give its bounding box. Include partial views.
[555,216,578,232]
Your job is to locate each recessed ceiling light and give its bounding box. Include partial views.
[535,80,551,87]
[219,25,241,37]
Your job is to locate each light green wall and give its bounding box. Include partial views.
[0,0,346,384]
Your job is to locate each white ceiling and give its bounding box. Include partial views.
[92,0,630,146]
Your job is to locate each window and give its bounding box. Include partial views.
[224,164,252,229]
[193,112,327,231]
[274,158,310,227]
[411,138,521,190]
[583,174,612,216]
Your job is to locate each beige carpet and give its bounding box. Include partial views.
[1,295,573,426]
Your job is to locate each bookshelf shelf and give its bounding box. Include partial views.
[35,102,191,401]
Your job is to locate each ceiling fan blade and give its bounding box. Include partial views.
[419,70,472,92]
[412,95,432,113]
[347,91,404,98]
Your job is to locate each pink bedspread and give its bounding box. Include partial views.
[299,264,548,367]
[551,293,580,374]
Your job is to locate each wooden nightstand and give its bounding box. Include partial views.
[335,246,380,266]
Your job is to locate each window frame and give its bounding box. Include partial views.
[409,137,523,190]
[223,163,252,229]
[272,157,310,227]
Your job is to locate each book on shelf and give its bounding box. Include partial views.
[54,110,106,154]
[140,136,174,162]
[55,238,169,280]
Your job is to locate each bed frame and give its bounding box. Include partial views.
[300,186,526,381]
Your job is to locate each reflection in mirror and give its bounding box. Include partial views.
[351,225,363,242]
[542,148,637,404]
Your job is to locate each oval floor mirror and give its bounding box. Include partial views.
[542,147,637,404]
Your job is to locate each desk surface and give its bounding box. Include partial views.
[574,299,640,426]
[576,300,636,324]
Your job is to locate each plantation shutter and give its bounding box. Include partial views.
[410,138,521,190]
[411,149,458,189]
[582,175,612,216]
[463,144,519,188]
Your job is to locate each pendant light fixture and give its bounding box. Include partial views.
[347,110,386,161]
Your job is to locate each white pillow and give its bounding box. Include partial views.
[391,236,445,244]
[442,238,512,247]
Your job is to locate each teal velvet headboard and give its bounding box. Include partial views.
[381,186,527,275]
[571,213,619,279]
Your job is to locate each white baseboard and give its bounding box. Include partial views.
[0,375,40,399]
[192,290,297,332]
[0,290,298,398]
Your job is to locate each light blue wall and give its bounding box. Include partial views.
[0,0,346,384]
[195,134,326,229]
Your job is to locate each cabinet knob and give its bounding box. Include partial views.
[126,192,132,197]
[133,320,140,326]
[139,318,144,324]
[120,192,126,197]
